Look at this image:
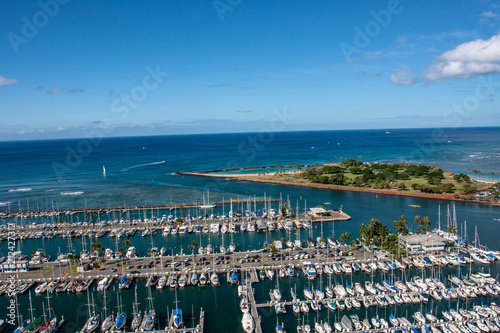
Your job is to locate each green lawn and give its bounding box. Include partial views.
[33,266,53,274]
[65,265,78,274]
[255,169,479,195]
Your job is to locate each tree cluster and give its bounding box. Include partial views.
[300,159,456,194]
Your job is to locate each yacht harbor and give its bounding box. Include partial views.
[1,196,500,333]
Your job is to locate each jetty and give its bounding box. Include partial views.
[0,198,280,218]
[246,279,262,333]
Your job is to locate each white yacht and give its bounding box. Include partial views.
[242,312,255,333]
[126,247,137,259]
[210,223,220,233]
[97,277,108,291]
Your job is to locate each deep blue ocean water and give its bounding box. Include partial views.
[1,128,500,332]
[1,127,500,211]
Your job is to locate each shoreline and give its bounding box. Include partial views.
[177,172,500,207]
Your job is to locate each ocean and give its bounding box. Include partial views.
[1,127,500,332]
[1,127,500,211]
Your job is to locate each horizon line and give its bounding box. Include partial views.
[1,125,500,143]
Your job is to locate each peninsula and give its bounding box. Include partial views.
[177,159,500,205]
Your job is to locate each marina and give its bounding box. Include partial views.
[3,215,500,333]
[0,131,499,332]
[3,0,500,329]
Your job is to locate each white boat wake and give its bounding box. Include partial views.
[120,160,166,172]
[8,188,32,192]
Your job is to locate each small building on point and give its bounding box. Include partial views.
[399,233,447,253]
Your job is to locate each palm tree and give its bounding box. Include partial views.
[90,242,104,258]
[67,254,80,266]
[446,224,457,235]
[422,216,431,233]
[359,223,367,243]
[414,215,423,234]
[188,240,199,260]
[122,239,132,249]
[340,232,351,245]
[393,215,409,235]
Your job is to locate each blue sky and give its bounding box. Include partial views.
[1,0,500,140]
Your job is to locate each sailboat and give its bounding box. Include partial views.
[103,165,106,176]
[39,290,57,333]
[140,309,155,331]
[85,313,100,333]
[101,287,114,332]
[170,287,183,329]
[242,312,255,333]
[114,312,126,330]
[85,294,100,333]
[200,190,215,209]
[272,273,282,302]
[114,292,126,330]
[26,291,43,332]
[131,285,142,330]
[13,320,28,333]
[140,285,156,331]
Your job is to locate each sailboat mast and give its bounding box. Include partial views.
[437,204,441,231]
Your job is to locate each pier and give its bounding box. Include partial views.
[1,199,281,217]
[246,279,263,333]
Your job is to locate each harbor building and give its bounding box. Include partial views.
[0,260,29,273]
[399,233,447,253]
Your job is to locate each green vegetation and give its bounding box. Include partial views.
[65,265,78,274]
[188,239,199,260]
[414,216,431,234]
[34,266,52,274]
[281,158,477,195]
[271,243,278,255]
[340,231,351,244]
[446,224,457,234]
[91,242,105,257]
[392,215,409,235]
[358,214,432,257]
[67,253,80,265]
[359,219,388,245]
[281,203,289,217]
[460,184,477,193]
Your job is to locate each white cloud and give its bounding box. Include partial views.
[0,75,18,87]
[418,30,476,40]
[482,11,499,18]
[47,88,60,95]
[425,34,500,81]
[390,66,414,86]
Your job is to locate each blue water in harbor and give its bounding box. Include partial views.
[0,128,500,332]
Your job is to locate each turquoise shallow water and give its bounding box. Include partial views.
[0,128,500,332]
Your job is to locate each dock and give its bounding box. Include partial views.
[1,199,280,217]
[246,279,262,333]
[249,268,259,283]
[54,318,64,332]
